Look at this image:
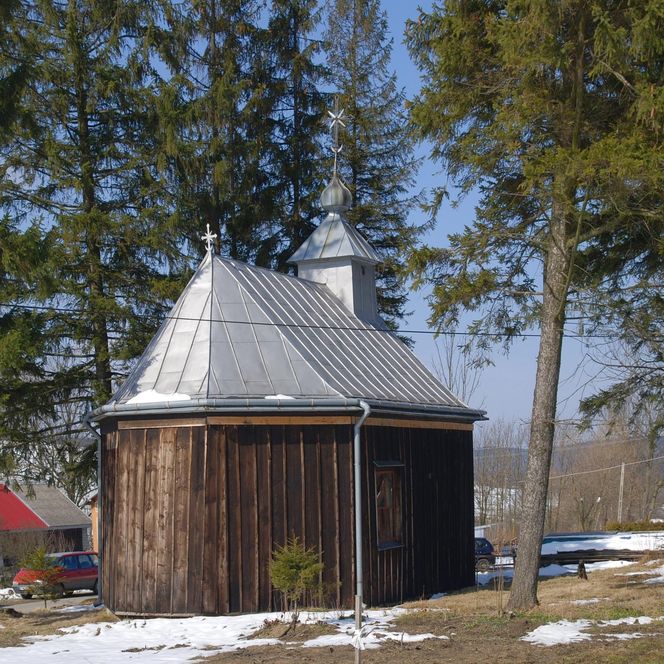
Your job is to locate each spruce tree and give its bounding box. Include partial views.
[323,0,419,328]
[157,0,277,264]
[268,0,328,269]
[0,0,183,477]
[406,0,664,609]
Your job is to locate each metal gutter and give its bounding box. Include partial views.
[89,397,486,423]
[353,400,370,659]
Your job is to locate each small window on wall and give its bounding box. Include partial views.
[375,465,403,549]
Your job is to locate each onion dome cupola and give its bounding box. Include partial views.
[289,100,381,325]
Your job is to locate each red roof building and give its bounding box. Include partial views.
[0,484,47,531]
[0,484,91,556]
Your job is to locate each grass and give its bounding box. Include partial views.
[2,557,663,663]
[0,607,116,648]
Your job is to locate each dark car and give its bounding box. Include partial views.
[12,551,98,599]
[474,537,496,572]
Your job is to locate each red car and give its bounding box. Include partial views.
[12,551,98,599]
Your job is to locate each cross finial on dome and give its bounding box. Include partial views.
[320,96,352,213]
[327,96,346,176]
[201,223,217,254]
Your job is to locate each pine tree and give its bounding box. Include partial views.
[0,0,183,476]
[267,0,328,269]
[406,0,664,609]
[323,0,419,327]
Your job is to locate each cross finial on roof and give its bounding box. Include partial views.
[201,223,217,254]
[327,96,346,175]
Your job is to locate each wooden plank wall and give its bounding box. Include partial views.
[101,422,355,615]
[101,419,473,615]
[362,426,475,606]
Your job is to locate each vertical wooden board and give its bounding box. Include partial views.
[101,431,117,610]
[318,427,339,605]
[406,429,416,598]
[141,428,160,614]
[269,427,285,548]
[171,427,191,613]
[255,427,272,611]
[364,428,378,605]
[411,431,427,598]
[285,426,303,540]
[187,426,206,613]
[114,429,131,610]
[302,427,320,551]
[217,426,230,614]
[227,426,242,612]
[238,427,258,612]
[127,429,146,612]
[202,426,219,614]
[155,428,176,613]
[269,426,286,611]
[335,425,354,608]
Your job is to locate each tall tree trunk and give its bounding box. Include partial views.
[507,202,572,611]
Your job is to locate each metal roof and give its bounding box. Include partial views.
[106,253,482,419]
[288,212,380,264]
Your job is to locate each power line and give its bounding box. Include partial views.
[547,454,664,482]
[0,301,627,340]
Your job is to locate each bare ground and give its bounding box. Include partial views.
[201,558,664,664]
[0,606,117,648]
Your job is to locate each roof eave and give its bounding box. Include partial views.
[89,397,486,424]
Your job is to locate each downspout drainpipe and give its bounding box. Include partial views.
[353,400,371,662]
[83,413,102,607]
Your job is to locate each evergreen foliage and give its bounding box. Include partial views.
[20,546,63,608]
[324,0,419,328]
[271,536,324,620]
[0,0,185,479]
[268,0,328,269]
[406,0,664,610]
[157,0,279,264]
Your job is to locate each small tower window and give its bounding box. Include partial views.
[374,465,403,549]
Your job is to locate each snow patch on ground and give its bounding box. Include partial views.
[126,389,191,404]
[571,598,608,605]
[0,588,19,599]
[55,603,103,614]
[475,560,630,586]
[643,564,664,584]
[0,608,444,662]
[522,616,663,646]
[619,563,664,584]
[541,532,664,555]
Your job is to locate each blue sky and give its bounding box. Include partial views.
[379,1,605,426]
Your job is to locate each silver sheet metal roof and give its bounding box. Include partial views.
[288,212,380,264]
[14,484,91,529]
[106,253,482,419]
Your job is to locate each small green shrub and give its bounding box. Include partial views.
[20,547,63,608]
[271,537,324,623]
